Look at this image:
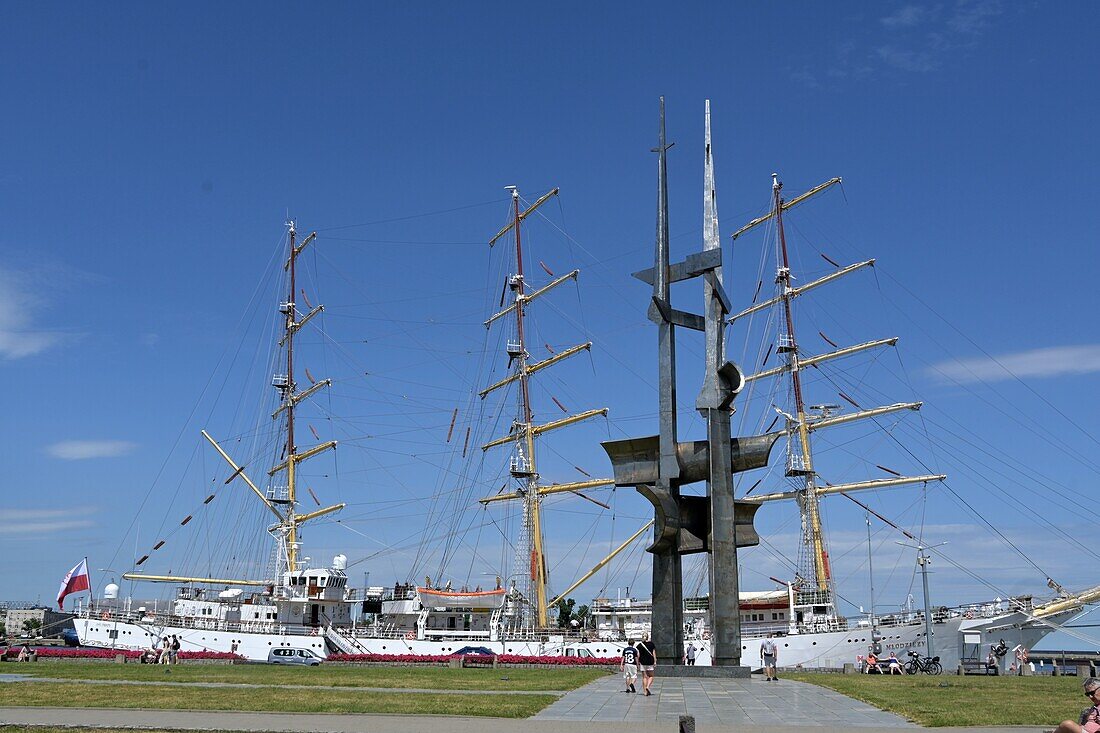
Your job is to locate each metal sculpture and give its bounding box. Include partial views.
[602,98,780,668]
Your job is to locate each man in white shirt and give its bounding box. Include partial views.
[760,633,778,681]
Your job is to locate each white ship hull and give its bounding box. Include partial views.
[76,605,1074,671]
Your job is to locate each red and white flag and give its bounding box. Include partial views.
[57,558,91,610]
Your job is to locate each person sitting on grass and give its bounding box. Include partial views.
[1054,677,1100,733]
[17,645,32,662]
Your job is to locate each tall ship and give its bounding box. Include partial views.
[75,104,1100,669]
[76,199,635,661]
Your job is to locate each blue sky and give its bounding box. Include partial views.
[3,2,1100,647]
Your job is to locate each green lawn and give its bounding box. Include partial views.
[1,729,252,733]
[0,682,554,718]
[15,661,604,691]
[786,672,1089,726]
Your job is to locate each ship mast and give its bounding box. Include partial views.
[772,175,832,594]
[273,220,340,575]
[285,223,300,570]
[728,175,946,610]
[480,188,615,629]
[509,187,547,626]
[124,220,347,588]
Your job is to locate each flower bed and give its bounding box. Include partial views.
[25,647,242,661]
[328,652,617,667]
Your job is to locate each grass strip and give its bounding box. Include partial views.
[786,672,1088,727]
[16,662,603,691]
[0,682,554,718]
[1,729,255,733]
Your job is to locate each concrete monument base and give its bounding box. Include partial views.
[655,663,752,678]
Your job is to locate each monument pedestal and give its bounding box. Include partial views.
[655,664,752,678]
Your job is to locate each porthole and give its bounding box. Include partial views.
[784,643,789,647]
[812,642,817,645]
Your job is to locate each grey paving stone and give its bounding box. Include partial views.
[532,675,918,727]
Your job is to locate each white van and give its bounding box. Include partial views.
[267,648,323,666]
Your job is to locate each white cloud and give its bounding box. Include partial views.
[881,5,932,29]
[869,0,1004,76]
[0,519,96,536]
[928,345,1100,384]
[876,45,942,72]
[0,507,98,537]
[948,0,1002,33]
[47,440,137,460]
[0,268,68,359]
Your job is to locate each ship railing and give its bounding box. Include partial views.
[378,586,419,602]
[79,608,318,637]
[684,598,710,612]
[738,621,797,637]
[494,627,602,642]
[795,590,832,606]
[421,629,493,640]
[356,624,414,640]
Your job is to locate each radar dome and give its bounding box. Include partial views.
[103,583,119,600]
[332,554,347,570]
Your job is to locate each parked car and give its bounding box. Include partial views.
[451,646,495,656]
[267,648,323,666]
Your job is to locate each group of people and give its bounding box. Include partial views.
[2,643,35,662]
[140,635,181,664]
[618,633,658,696]
[617,631,785,693]
[860,651,904,674]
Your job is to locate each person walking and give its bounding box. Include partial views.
[760,633,778,681]
[684,641,697,666]
[620,640,638,693]
[169,635,181,664]
[637,632,657,697]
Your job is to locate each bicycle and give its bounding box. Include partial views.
[905,650,943,675]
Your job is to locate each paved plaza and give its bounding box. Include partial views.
[534,672,917,726]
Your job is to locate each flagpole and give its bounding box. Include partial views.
[85,557,95,612]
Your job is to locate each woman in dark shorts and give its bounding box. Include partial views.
[637,632,657,696]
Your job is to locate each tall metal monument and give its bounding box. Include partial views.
[602,98,780,669]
